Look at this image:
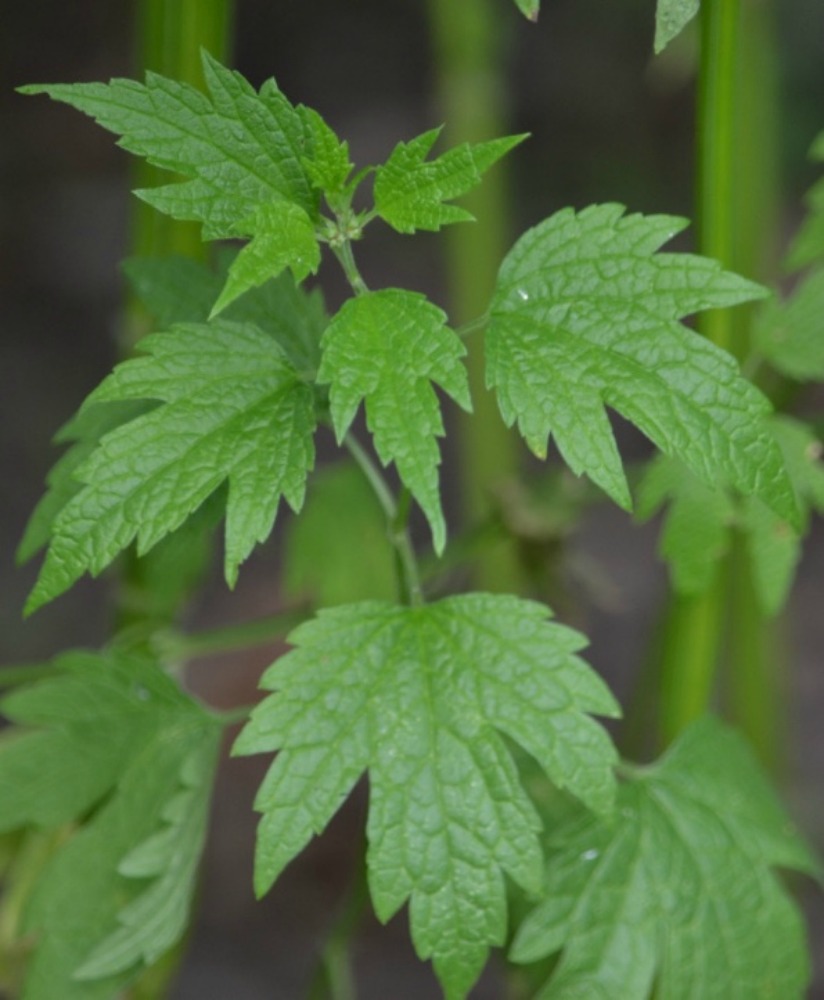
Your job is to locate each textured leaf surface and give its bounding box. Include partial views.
[512,717,818,1000]
[299,106,353,198]
[786,132,824,271]
[235,595,619,999]
[655,0,700,53]
[0,652,220,999]
[21,52,316,239]
[284,461,396,606]
[374,128,526,234]
[317,289,471,552]
[754,269,824,381]
[638,417,824,614]
[125,254,328,372]
[27,321,316,613]
[17,401,150,564]
[486,204,795,524]
[210,201,321,317]
[75,738,218,979]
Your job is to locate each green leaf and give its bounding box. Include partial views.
[235,595,619,999]
[754,268,824,381]
[74,738,219,979]
[486,204,795,526]
[637,417,824,615]
[317,289,471,553]
[210,201,321,317]
[786,131,824,272]
[511,717,818,1000]
[21,52,316,239]
[283,461,396,606]
[27,321,316,614]
[636,454,735,595]
[125,253,328,372]
[654,0,700,54]
[298,105,354,198]
[374,128,526,234]
[513,0,540,21]
[0,651,221,1000]
[17,401,151,564]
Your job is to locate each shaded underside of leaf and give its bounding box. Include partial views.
[512,717,817,1000]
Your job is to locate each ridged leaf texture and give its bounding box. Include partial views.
[26,321,316,613]
[21,52,316,240]
[0,651,220,1000]
[317,289,471,552]
[374,128,526,234]
[486,204,796,525]
[234,594,620,999]
[511,717,819,1000]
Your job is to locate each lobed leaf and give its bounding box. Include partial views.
[486,204,796,525]
[21,52,316,239]
[0,651,221,999]
[317,289,471,552]
[374,128,527,234]
[235,594,620,999]
[210,201,321,317]
[26,321,316,613]
[512,717,818,1000]
[124,253,328,372]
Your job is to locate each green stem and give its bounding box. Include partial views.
[129,0,234,267]
[332,240,369,297]
[427,0,524,594]
[158,608,310,662]
[344,434,423,606]
[655,0,783,765]
[305,849,369,1000]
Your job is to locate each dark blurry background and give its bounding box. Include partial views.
[2,1,823,997]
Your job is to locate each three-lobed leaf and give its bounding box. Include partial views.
[0,651,221,1000]
[486,204,796,526]
[26,320,316,613]
[317,289,471,553]
[374,128,526,234]
[235,594,620,999]
[511,717,819,1000]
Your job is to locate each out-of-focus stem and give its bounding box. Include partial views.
[656,0,783,770]
[427,0,525,594]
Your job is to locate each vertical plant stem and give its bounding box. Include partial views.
[427,0,524,593]
[131,0,234,263]
[656,0,783,767]
[344,434,423,606]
